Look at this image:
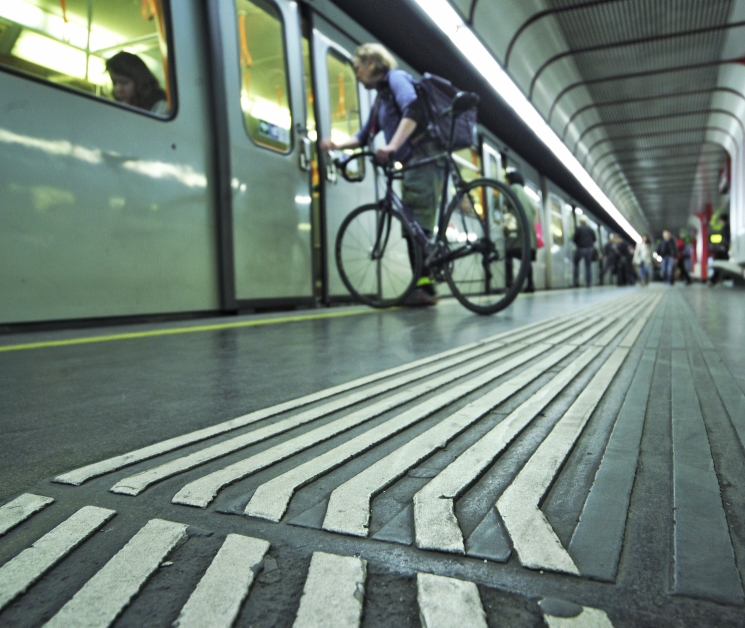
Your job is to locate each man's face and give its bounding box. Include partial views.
[663,230,671,239]
[354,59,380,89]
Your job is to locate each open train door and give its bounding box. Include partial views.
[309,15,377,303]
[211,0,314,308]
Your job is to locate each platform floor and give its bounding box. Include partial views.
[0,285,744,627]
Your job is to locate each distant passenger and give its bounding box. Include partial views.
[320,43,441,306]
[632,234,653,286]
[505,169,536,293]
[106,52,168,115]
[657,230,677,285]
[601,235,618,284]
[572,216,596,287]
[677,236,692,285]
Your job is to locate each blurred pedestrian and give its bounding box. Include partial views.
[505,170,537,292]
[677,237,692,285]
[632,234,653,286]
[572,216,596,287]
[601,235,619,284]
[657,229,677,285]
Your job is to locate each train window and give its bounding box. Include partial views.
[0,0,173,117]
[235,0,292,153]
[326,50,362,175]
[551,211,565,246]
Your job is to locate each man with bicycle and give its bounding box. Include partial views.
[321,43,443,306]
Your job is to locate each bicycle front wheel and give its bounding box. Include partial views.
[442,178,531,315]
[335,203,422,308]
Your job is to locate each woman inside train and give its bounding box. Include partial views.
[105,52,169,115]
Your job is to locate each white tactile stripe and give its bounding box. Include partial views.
[293,552,366,628]
[171,343,529,508]
[112,342,522,498]
[543,606,614,627]
[321,344,577,538]
[564,296,651,347]
[618,294,662,348]
[53,340,507,488]
[174,534,269,628]
[0,494,54,536]
[44,518,188,628]
[245,342,556,522]
[497,348,628,574]
[54,297,621,489]
[414,346,601,553]
[417,573,487,628]
[0,506,115,612]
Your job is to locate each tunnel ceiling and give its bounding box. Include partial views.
[331,0,745,237]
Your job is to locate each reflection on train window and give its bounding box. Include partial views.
[235,0,292,153]
[0,0,173,116]
[326,50,362,176]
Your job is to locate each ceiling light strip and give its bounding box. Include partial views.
[413,0,641,242]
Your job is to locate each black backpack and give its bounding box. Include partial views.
[415,73,478,150]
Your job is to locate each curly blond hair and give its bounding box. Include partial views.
[354,43,398,75]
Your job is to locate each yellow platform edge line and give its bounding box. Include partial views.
[0,308,380,353]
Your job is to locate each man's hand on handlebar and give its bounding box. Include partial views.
[374,144,397,164]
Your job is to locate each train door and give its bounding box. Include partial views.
[585,217,601,284]
[220,0,314,305]
[525,181,546,290]
[309,16,376,301]
[547,194,567,288]
[562,202,575,286]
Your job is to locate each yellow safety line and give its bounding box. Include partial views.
[0,308,383,353]
[0,287,583,354]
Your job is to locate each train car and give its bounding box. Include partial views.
[0,0,623,326]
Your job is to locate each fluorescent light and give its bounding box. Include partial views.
[412,0,641,243]
[575,207,583,215]
[1,0,122,54]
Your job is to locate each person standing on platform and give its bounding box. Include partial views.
[602,235,618,284]
[657,230,677,285]
[677,237,692,285]
[572,216,596,287]
[505,170,537,293]
[632,234,653,286]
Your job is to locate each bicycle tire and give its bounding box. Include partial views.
[441,178,531,315]
[335,203,423,308]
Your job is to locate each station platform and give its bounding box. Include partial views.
[0,285,744,627]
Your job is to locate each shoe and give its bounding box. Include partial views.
[573,283,580,288]
[523,285,535,293]
[403,288,439,306]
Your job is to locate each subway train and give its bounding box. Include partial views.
[0,0,613,326]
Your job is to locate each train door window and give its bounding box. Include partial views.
[326,50,362,176]
[235,0,292,152]
[550,208,564,249]
[0,0,173,116]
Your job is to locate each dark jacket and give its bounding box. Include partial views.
[658,237,677,258]
[573,224,596,249]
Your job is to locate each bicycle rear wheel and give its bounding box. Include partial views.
[335,203,422,308]
[442,178,531,315]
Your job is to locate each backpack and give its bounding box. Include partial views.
[415,73,478,150]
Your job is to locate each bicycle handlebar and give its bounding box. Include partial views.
[334,149,389,183]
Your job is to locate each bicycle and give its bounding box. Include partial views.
[333,92,531,315]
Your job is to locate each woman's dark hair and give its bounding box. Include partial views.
[106,52,166,110]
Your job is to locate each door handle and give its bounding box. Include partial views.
[299,137,312,171]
